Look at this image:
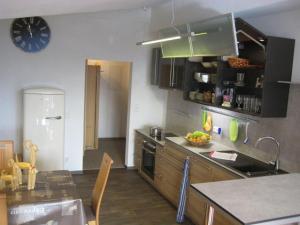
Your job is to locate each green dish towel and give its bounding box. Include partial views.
[229,119,239,142]
[202,111,207,128]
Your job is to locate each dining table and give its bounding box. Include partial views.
[5,170,88,225]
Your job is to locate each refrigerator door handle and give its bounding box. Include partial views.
[45,116,62,120]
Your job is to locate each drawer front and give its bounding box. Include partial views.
[190,156,212,183]
[211,164,241,181]
[163,144,188,169]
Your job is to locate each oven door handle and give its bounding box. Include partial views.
[143,148,155,155]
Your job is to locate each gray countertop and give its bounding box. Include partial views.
[192,173,300,225]
[165,136,248,178]
[136,130,249,178]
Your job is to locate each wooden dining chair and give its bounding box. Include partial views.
[0,159,22,190]
[16,140,38,190]
[88,153,113,225]
[0,193,8,225]
[0,140,14,171]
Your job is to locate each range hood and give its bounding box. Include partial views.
[159,13,239,58]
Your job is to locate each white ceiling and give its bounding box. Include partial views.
[0,0,168,19]
[1,0,300,20]
[150,0,300,31]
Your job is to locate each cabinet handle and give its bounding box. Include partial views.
[172,58,176,87]
[142,148,155,155]
[45,116,62,120]
[169,59,173,87]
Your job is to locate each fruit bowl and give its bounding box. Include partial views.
[185,131,211,147]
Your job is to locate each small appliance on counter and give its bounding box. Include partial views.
[149,126,162,139]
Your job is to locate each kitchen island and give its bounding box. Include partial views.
[192,173,300,225]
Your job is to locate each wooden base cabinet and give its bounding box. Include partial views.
[186,156,241,225]
[187,188,207,225]
[134,132,143,171]
[186,156,213,225]
[148,141,243,225]
[154,149,183,206]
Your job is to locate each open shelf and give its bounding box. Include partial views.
[182,18,294,118]
[186,98,261,117]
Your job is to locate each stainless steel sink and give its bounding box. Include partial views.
[200,150,287,177]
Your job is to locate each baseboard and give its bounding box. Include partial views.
[124,165,138,170]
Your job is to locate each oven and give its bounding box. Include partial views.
[141,140,156,180]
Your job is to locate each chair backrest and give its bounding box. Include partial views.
[0,141,14,171]
[29,144,38,167]
[22,140,38,167]
[91,153,113,225]
[0,193,8,225]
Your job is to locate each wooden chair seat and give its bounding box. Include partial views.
[0,174,14,181]
[16,162,31,170]
[0,141,14,171]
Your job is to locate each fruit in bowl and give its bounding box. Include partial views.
[185,131,211,146]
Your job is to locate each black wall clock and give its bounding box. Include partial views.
[10,17,51,53]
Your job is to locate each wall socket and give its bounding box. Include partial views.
[213,126,222,135]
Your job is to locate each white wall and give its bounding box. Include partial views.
[0,9,168,170]
[98,61,130,138]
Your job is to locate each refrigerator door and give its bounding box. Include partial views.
[23,89,64,171]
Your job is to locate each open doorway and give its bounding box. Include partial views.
[83,59,131,170]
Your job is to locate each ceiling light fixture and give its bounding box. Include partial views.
[136,0,181,46]
[190,32,208,37]
[136,36,181,45]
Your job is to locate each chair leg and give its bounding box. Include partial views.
[27,169,32,190]
[27,168,37,190]
[16,167,22,185]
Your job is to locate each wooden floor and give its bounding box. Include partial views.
[83,138,126,170]
[73,169,193,225]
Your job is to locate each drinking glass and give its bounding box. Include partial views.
[250,96,256,113]
[254,98,262,113]
[243,95,251,112]
[236,95,243,110]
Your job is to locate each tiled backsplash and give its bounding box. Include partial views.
[165,86,300,172]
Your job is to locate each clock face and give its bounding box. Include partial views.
[10,17,51,53]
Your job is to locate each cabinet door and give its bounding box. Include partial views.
[187,156,213,225]
[134,133,144,171]
[210,164,241,225]
[158,57,172,89]
[154,152,183,206]
[211,164,241,182]
[213,209,240,225]
[187,188,207,225]
[150,48,160,85]
[172,58,185,90]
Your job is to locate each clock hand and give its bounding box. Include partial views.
[27,24,33,38]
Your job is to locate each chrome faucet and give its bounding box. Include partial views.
[255,136,280,171]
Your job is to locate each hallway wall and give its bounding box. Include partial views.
[98,61,130,138]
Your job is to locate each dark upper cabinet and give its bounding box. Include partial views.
[182,18,295,118]
[151,48,185,90]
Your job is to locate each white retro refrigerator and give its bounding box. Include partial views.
[23,88,64,171]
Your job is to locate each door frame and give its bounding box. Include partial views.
[83,59,101,151]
